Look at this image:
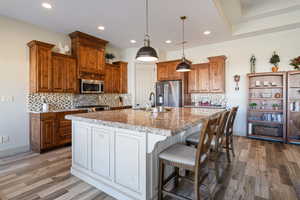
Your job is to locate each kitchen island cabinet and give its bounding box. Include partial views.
[66,108,223,200]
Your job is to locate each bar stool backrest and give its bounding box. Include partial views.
[225,107,239,137]
[195,114,221,170]
[214,110,230,152]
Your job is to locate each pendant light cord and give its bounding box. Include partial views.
[182,17,185,58]
[145,0,150,46]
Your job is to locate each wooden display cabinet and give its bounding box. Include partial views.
[247,72,287,142]
[287,71,300,144]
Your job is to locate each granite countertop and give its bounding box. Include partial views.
[184,105,226,109]
[66,107,225,136]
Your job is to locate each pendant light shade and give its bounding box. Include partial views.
[176,16,191,72]
[136,0,158,62]
[176,58,191,72]
[136,41,158,62]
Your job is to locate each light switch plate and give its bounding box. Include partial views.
[2,136,9,143]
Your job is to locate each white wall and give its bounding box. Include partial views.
[166,28,300,136]
[0,16,70,156]
[0,16,123,157]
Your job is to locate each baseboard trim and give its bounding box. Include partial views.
[0,145,30,158]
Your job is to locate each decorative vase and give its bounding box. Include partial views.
[272,66,279,72]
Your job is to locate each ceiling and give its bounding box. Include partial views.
[0,0,300,50]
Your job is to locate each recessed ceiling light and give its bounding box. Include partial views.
[97,26,105,30]
[130,40,137,44]
[165,40,172,44]
[42,2,52,9]
[203,30,211,35]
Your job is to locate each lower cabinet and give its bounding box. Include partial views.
[30,110,87,153]
[91,127,113,180]
[72,123,146,197]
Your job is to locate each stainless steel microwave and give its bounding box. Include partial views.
[81,79,104,94]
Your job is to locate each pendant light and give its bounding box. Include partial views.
[176,16,191,72]
[136,0,158,62]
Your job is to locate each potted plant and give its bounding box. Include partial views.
[249,102,257,110]
[272,103,280,110]
[269,51,280,72]
[105,53,115,64]
[290,56,300,70]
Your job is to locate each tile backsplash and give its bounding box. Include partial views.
[191,93,227,107]
[27,93,132,112]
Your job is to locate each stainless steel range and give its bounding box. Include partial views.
[76,105,110,112]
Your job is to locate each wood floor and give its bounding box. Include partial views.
[0,136,299,200]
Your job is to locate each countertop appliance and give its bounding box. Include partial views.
[75,105,110,112]
[156,80,182,107]
[81,79,104,94]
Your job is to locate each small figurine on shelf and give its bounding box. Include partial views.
[269,51,280,72]
[250,55,256,73]
[290,56,300,70]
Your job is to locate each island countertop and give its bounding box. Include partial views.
[66,107,224,136]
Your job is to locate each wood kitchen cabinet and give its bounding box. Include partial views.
[104,63,120,93]
[114,61,128,93]
[157,60,189,81]
[28,41,55,93]
[188,55,226,93]
[188,63,210,93]
[69,31,108,80]
[28,41,78,93]
[52,53,77,93]
[30,110,87,153]
[208,56,226,93]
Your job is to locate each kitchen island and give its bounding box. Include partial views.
[66,108,224,200]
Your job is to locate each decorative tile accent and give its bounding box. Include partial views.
[27,93,74,112]
[27,93,132,112]
[191,93,227,107]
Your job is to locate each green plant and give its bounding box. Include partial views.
[249,103,257,108]
[272,104,279,107]
[269,51,280,67]
[105,53,115,60]
[290,56,300,70]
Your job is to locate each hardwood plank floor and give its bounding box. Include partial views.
[0,137,299,200]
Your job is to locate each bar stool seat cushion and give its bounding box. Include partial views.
[159,144,206,166]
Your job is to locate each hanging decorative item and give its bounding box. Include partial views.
[250,55,256,73]
[136,0,158,62]
[176,16,191,72]
[234,75,240,91]
[290,56,300,70]
[269,51,280,72]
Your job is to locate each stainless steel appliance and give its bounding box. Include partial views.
[75,105,110,112]
[81,79,104,94]
[156,80,182,107]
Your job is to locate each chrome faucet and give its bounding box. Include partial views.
[149,92,156,107]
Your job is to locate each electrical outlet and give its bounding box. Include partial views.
[2,136,9,144]
[0,96,14,103]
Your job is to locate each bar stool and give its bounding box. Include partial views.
[209,110,230,182]
[158,116,221,200]
[224,107,238,163]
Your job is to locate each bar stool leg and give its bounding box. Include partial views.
[226,137,231,163]
[174,167,179,187]
[230,136,235,157]
[158,159,165,200]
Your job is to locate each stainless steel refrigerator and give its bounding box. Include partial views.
[156,80,182,107]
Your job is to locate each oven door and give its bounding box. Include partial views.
[81,79,104,94]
